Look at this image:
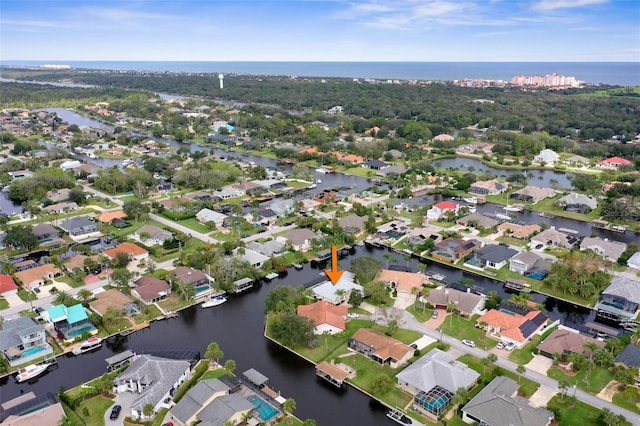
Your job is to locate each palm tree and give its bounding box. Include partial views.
[383,253,394,269]
[583,342,600,361]
[451,387,469,408]
[142,403,154,419]
[77,289,93,304]
[481,354,497,377]
[558,379,570,401]
[205,342,224,366]
[283,398,296,415]
[516,365,526,384]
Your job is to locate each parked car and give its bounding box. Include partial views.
[431,310,438,319]
[110,405,121,420]
[505,342,516,351]
[462,339,476,348]
[496,342,505,350]
[347,313,359,319]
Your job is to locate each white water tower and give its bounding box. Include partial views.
[218,73,224,89]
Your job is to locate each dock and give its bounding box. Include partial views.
[424,271,447,284]
[504,278,531,293]
[106,349,135,372]
[592,219,626,233]
[316,361,350,388]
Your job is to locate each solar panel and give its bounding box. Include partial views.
[519,320,538,338]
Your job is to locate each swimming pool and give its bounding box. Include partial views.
[248,395,278,421]
[65,325,97,338]
[22,346,44,357]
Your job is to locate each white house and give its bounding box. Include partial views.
[195,208,228,227]
[233,248,269,268]
[534,149,560,165]
[627,252,640,270]
[312,271,363,304]
[426,201,459,222]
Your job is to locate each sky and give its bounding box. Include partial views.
[1,0,639,62]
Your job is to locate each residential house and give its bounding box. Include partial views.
[498,222,541,240]
[377,270,426,295]
[297,301,348,335]
[250,178,287,191]
[134,224,173,246]
[8,170,34,180]
[431,238,482,263]
[0,274,18,297]
[457,213,499,229]
[433,134,455,142]
[277,228,317,251]
[31,223,63,246]
[214,186,244,199]
[564,155,590,166]
[169,378,233,426]
[405,226,443,247]
[534,149,560,165]
[477,309,549,348]
[426,201,460,221]
[233,248,269,268]
[596,276,640,319]
[59,216,100,239]
[195,208,228,227]
[510,186,556,204]
[73,163,102,178]
[509,251,551,277]
[312,271,364,305]
[90,289,141,317]
[103,242,149,261]
[614,345,640,369]
[377,164,407,177]
[0,317,53,367]
[189,394,256,426]
[246,240,285,257]
[335,152,365,165]
[114,355,191,420]
[466,244,517,270]
[530,227,577,250]
[348,328,414,368]
[132,276,171,305]
[397,348,480,417]
[254,208,277,224]
[43,304,97,343]
[270,199,295,217]
[597,156,633,169]
[59,160,82,171]
[45,188,71,203]
[557,193,598,214]
[461,376,554,426]
[469,179,507,196]
[627,252,640,269]
[425,288,485,316]
[338,214,367,235]
[537,328,605,359]
[14,264,60,290]
[232,182,264,196]
[363,159,389,170]
[43,202,78,215]
[96,210,127,223]
[171,266,212,298]
[0,401,65,426]
[580,237,628,263]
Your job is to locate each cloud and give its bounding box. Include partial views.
[532,0,608,11]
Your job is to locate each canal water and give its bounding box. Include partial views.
[0,244,594,425]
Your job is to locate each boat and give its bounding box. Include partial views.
[503,204,524,212]
[467,205,477,213]
[202,295,227,308]
[462,196,478,204]
[72,337,103,355]
[538,212,555,218]
[315,168,329,174]
[292,263,303,270]
[386,408,423,426]
[119,329,135,337]
[495,212,512,220]
[15,358,56,383]
[164,311,178,319]
[265,272,279,281]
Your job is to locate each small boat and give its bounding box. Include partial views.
[202,295,227,308]
[15,358,56,383]
[386,408,422,426]
[467,205,477,213]
[462,197,478,204]
[315,179,322,184]
[72,337,103,355]
[503,204,523,212]
[265,272,279,281]
[119,329,135,337]
[496,213,513,220]
[292,263,303,270]
[538,212,555,218]
[315,168,329,174]
[164,311,178,319]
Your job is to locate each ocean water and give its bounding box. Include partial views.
[1,61,638,86]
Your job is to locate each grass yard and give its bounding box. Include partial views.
[157,293,191,312]
[509,325,558,365]
[458,354,539,397]
[173,361,208,403]
[200,368,232,380]
[178,218,214,233]
[55,275,86,288]
[135,304,163,324]
[75,394,114,426]
[101,317,133,335]
[547,365,614,394]
[406,302,436,323]
[547,394,617,426]
[371,324,423,345]
[612,386,640,413]
[292,319,374,363]
[441,314,497,350]
[0,298,9,310]
[274,417,304,426]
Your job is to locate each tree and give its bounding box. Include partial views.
[283,398,297,415]
[224,359,237,374]
[142,403,154,419]
[516,365,526,384]
[270,311,316,347]
[386,319,398,336]
[350,256,383,284]
[302,420,317,426]
[452,387,469,407]
[481,354,497,377]
[110,268,133,289]
[77,289,94,304]
[112,252,131,268]
[123,199,150,221]
[265,286,303,313]
[3,225,38,250]
[205,342,224,365]
[348,289,363,308]
[371,374,393,396]
[558,379,570,401]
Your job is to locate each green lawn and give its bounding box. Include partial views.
[289,319,374,363]
[135,304,163,324]
[55,275,86,288]
[547,394,618,426]
[509,325,558,365]
[547,365,614,394]
[17,288,37,302]
[178,218,214,233]
[457,354,539,397]
[406,302,436,323]
[0,298,9,310]
[75,395,114,426]
[612,386,640,413]
[157,293,191,312]
[441,314,497,350]
[200,368,232,380]
[274,417,304,426]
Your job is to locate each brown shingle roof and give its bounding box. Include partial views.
[90,289,134,316]
[537,329,605,357]
[351,328,414,363]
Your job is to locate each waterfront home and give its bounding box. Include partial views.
[497,222,541,240]
[0,274,18,297]
[254,208,277,224]
[433,133,455,142]
[509,251,551,277]
[0,399,65,426]
[596,156,633,169]
[510,186,556,203]
[338,214,367,235]
[90,289,141,317]
[363,159,389,170]
[158,197,193,212]
[579,236,628,263]
[269,199,295,217]
[59,160,82,171]
[425,288,485,316]
[614,345,640,369]
[537,328,605,359]
[426,201,460,222]
[58,216,100,240]
[43,304,97,343]
[465,244,517,270]
[247,240,286,257]
[277,228,318,251]
[0,316,53,367]
[232,182,264,196]
[195,208,228,227]
[14,264,61,290]
[534,149,560,165]
[469,179,507,196]
[335,152,365,164]
[250,178,287,191]
[595,276,640,319]
[377,269,426,295]
[31,223,63,247]
[529,227,577,250]
[133,276,171,305]
[376,219,410,240]
[297,301,347,335]
[476,309,549,348]
[73,163,101,178]
[134,224,173,246]
[348,328,414,368]
[233,248,269,268]
[170,378,231,425]
[431,238,482,263]
[215,186,245,199]
[43,202,78,215]
[104,242,149,261]
[114,354,191,420]
[557,192,598,213]
[396,348,479,418]
[170,266,213,298]
[377,164,407,177]
[627,252,640,269]
[312,272,363,305]
[461,376,554,426]
[457,213,499,230]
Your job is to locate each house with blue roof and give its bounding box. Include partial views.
[43,304,97,343]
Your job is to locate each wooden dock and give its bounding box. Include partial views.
[504,278,531,293]
[316,361,350,388]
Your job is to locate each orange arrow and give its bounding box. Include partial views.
[324,245,345,286]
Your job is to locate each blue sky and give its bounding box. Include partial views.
[1,0,638,62]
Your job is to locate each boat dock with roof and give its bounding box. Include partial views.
[315,361,350,388]
[106,349,135,372]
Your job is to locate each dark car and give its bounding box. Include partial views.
[110,405,121,420]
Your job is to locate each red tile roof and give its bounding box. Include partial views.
[433,201,459,210]
[103,242,148,259]
[598,157,632,166]
[297,301,347,330]
[0,274,18,293]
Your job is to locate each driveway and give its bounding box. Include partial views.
[4,292,23,307]
[529,384,558,408]
[393,291,415,309]
[104,391,137,426]
[526,355,553,376]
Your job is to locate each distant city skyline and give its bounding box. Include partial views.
[1,0,638,62]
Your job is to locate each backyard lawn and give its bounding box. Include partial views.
[75,395,114,426]
[547,365,614,394]
[200,368,232,380]
[612,386,640,413]
[178,218,214,233]
[546,394,621,426]
[441,314,497,350]
[157,293,191,312]
[458,354,539,397]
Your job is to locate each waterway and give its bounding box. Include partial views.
[0,244,594,425]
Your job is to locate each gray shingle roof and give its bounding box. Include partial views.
[197,394,255,426]
[602,277,640,304]
[475,245,518,263]
[0,317,44,350]
[462,376,554,426]
[59,216,96,232]
[615,344,640,368]
[243,368,269,386]
[171,379,230,424]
